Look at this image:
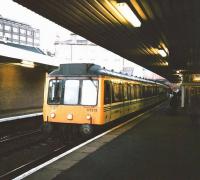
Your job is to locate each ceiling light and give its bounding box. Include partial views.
[115,2,141,27]
[21,60,35,68]
[157,49,167,57]
[130,0,147,20]
[192,74,200,82]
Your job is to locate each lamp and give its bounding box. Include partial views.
[157,49,167,57]
[21,60,35,68]
[115,2,141,27]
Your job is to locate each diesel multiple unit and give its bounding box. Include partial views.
[43,63,168,136]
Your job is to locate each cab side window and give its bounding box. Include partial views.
[104,80,111,104]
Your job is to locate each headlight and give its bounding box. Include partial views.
[50,112,56,118]
[67,113,73,120]
[86,114,92,120]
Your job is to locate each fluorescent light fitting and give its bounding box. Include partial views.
[164,62,168,66]
[158,49,167,57]
[21,60,35,68]
[192,74,200,82]
[115,2,141,27]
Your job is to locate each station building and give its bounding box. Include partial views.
[0,14,40,47]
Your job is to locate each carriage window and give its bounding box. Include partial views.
[80,80,98,105]
[144,86,147,97]
[136,85,140,99]
[142,86,145,97]
[123,84,128,101]
[131,85,134,100]
[64,80,80,104]
[155,86,158,95]
[48,80,62,104]
[104,80,111,104]
[112,84,120,102]
[112,83,121,103]
[127,85,131,100]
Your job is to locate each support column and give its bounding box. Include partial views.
[181,85,185,108]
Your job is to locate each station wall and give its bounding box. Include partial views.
[0,64,46,115]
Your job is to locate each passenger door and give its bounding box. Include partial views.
[104,80,112,123]
[123,83,129,115]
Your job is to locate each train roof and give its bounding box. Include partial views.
[49,63,168,87]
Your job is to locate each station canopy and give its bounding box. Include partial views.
[14,0,200,83]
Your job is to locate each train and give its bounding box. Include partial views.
[43,63,168,137]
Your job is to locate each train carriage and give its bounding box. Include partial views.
[43,63,168,136]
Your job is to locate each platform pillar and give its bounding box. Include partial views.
[181,86,185,108]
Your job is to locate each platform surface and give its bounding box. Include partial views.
[26,104,200,180]
[0,108,42,120]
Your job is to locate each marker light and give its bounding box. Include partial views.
[67,113,73,120]
[50,112,56,118]
[158,49,167,57]
[115,2,141,27]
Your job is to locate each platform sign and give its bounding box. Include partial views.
[192,74,200,82]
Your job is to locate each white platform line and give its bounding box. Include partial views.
[14,103,162,180]
[0,113,43,123]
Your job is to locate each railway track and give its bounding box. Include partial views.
[0,132,66,178]
[0,115,44,158]
[0,115,42,138]
[0,130,86,179]
[0,144,67,179]
[0,129,43,157]
[0,129,41,144]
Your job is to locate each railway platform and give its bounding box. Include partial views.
[0,108,42,124]
[25,102,200,180]
[0,108,42,119]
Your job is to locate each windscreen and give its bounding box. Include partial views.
[47,79,98,106]
[48,80,62,104]
[80,80,98,105]
[64,80,80,104]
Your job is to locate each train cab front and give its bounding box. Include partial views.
[43,77,103,136]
